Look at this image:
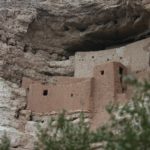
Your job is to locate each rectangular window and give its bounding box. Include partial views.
[100,70,104,75]
[119,67,126,93]
[43,90,48,96]
[119,67,123,83]
[119,67,123,75]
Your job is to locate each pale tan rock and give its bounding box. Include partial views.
[91,143,104,150]
[20,110,32,121]
[25,121,38,136]
[0,0,149,83]
[0,0,150,150]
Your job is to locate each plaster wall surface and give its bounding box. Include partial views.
[53,76,90,84]
[75,38,150,78]
[27,78,92,113]
[91,62,127,128]
[22,77,41,89]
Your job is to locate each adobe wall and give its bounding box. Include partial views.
[91,62,127,128]
[27,78,92,113]
[93,62,127,107]
[22,77,41,90]
[92,63,116,127]
[53,76,90,84]
[25,62,128,128]
[75,38,150,77]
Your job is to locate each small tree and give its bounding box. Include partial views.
[35,77,150,150]
[0,134,10,150]
[94,76,150,150]
[35,112,97,150]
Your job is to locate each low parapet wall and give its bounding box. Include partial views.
[53,76,91,84]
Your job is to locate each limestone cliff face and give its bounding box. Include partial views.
[0,0,150,149]
[0,78,34,150]
[0,0,150,83]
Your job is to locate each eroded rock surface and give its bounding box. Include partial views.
[0,0,150,149]
[0,0,150,83]
[0,77,35,150]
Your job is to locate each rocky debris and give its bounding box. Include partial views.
[19,110,32,121]
[25,121,38,137]
[31,110,90,123]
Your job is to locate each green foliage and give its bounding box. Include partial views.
[0,134,10,150]
[95,77,150,150]
[35,112,99,150]
[35,77,150,150]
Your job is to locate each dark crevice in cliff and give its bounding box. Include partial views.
[39,71,74,77]
[65,32,150,56]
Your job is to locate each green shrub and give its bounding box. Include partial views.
[35,77,150,150]
[0,134,10,150]
[35,112,98,150]
[95,77,150,150]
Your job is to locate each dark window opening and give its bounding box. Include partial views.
[43,90,48,96]
[122,87,127,93]
[23,44,28,52]
[71,93,74,97]
[107,58,109,61]
[119,67,123,84]
[100,70,104,75]
[92,56,95,59]
[149,54,150,66]
[119,67,126,93]
[64,25,69,31]
[119,67,123,75]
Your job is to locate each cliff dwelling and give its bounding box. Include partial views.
[22,62,128,127]
[21,37,150,128]
[0,0,150,149]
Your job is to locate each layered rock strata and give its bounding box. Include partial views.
[0,0,150,83]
